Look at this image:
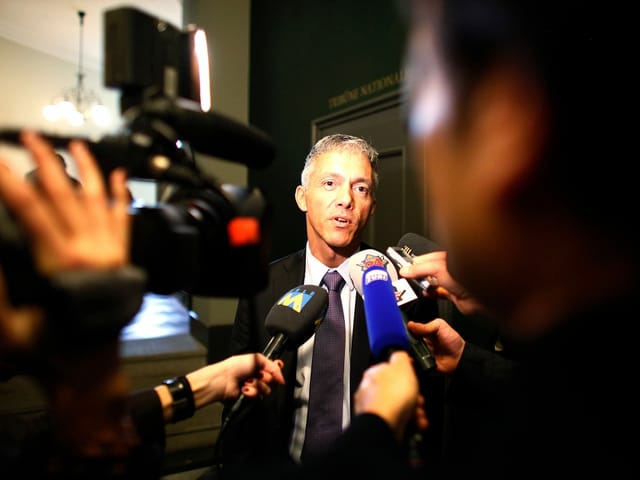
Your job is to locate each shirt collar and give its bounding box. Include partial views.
[305,242,357,292]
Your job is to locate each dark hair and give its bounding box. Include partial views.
[55,153,67,168]
[24,153,81,189]
[404,0,637,246]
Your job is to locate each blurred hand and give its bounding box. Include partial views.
[399,250,489,317]
[0,131,138,461]
[0,130,131,276]
[354,351,428,443]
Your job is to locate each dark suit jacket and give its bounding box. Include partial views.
[218,244,443,469]
[218,246,375,466]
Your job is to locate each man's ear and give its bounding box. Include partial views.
[466,64,549,207]
[295,185,307,212]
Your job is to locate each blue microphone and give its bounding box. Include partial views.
[362,265,427,468]
[362,265,410,360]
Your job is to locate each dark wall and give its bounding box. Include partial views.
[249,0,408,260]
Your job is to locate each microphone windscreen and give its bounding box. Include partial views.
[141,101,276,168]
[397,232,441,256]
[362,265,410,360]
[348,248,398,296]
[264,285,328,347]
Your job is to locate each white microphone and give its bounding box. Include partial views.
[348,249,436,372]
[348,249,418,307]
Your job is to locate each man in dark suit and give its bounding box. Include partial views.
[217,134,380,469]
[217,133,443,474]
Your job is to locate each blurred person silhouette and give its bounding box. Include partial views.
[0,131,285,479]
[210,1,640,479]
[393,0,639,477]
[216,133,442,475]
[24,152,82,189]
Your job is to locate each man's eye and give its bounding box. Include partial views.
[354,185,369,194]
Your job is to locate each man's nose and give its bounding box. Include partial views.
[335,185,353,208]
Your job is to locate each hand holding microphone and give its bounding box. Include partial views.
[358,264,429,459]
[388,232,445,296]
[349,249,436,371]
[355,350,428,444]
[219,284,328,434]
[395,233,488,317]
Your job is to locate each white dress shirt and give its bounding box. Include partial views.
[288,242,357,462]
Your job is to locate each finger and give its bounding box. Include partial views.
[256,356,286,385]
[434,286,451,297]
[256,380,272,397]
[263,364,285,385]
[68,139,110,231]
[389,350,412,365]
[68,139,107,198]
[21,131,82,219]
[0,152,69,261]
[407,319,438,336]
[241,384,256,396]
[107,168,132,259]
[21,131,76,191]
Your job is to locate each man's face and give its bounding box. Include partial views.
[406,19,461,258]
[405,16,495,296]
[295,150,376,263]
[405,12,546,328]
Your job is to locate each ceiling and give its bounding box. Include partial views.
[0,0,183,72]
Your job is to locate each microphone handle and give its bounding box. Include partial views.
[262,332,287,360]
[397,308,436,372]
[407,329,436,372]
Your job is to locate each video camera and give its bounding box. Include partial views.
[0,6,275,304]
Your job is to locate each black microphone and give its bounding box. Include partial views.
[219,284,328,434]
[136,98,276,168]
[261,284,328,360]
[386,233,442,295]
[397,232,442,256]
[349,250,436,371]
[0,102,275,180]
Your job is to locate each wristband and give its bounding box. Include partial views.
[162,375,195,423]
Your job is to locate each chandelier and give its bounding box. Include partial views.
[42,10,110,128]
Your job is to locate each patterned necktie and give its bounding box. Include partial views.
[301,270,346,460]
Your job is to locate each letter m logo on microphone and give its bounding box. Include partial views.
[277,287,316,313]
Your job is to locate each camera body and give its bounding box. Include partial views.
[0,6,276,305]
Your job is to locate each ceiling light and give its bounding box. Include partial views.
[42,10,110,128]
